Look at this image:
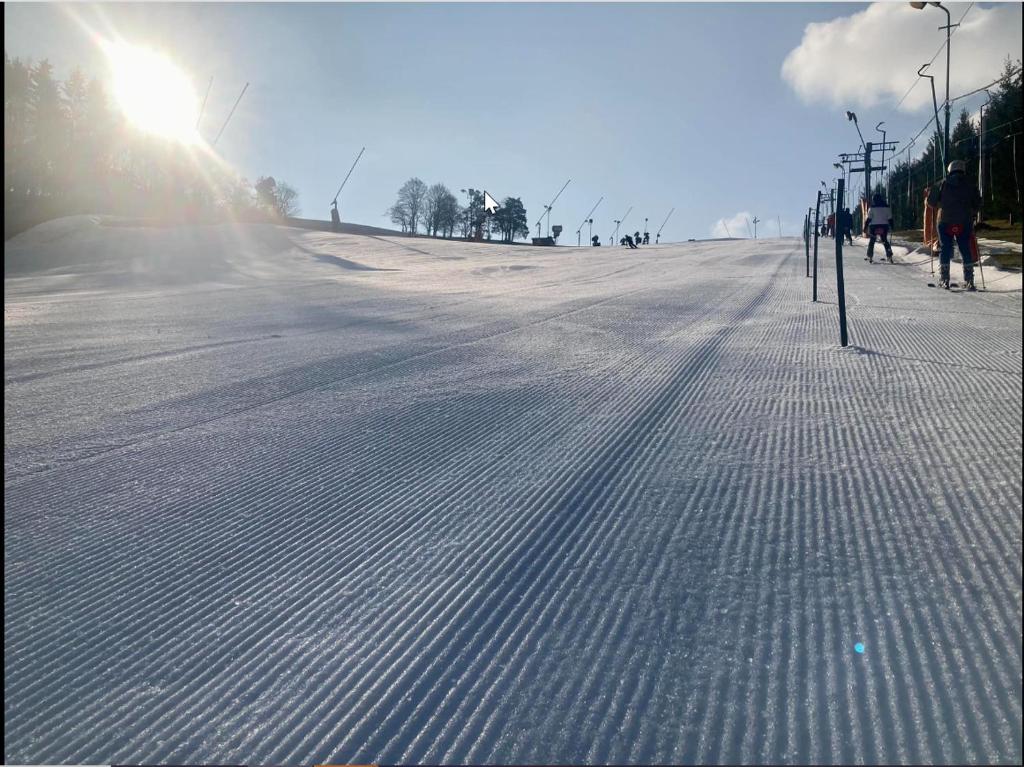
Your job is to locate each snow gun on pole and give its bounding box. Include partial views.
[196,76,213,131]
[535,178,571,238]
[655,208,674,241]
[575,196,603,247]
[332,146,366,206]
[212,82,249,148]
[612,206,632,244]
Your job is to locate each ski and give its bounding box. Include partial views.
[927,282,978,292]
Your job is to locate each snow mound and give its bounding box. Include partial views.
[4,216,388,287]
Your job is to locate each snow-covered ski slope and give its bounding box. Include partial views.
[5,217,1022,765]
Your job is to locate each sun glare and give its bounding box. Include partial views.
[104,41,201,145]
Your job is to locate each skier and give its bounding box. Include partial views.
[624,234,638,249]
[330,201,341,232]
[591,235,601,246]
[642,231,650,245]
[928,160,982,290]
[839,207,854,245]
[634,231,642,247]
[864,193,894,264]
[826,212,836,239]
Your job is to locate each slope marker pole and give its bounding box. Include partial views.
[813,191,821,302]
[835,178,849,346]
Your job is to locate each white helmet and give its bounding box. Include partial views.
[947,160,966,175]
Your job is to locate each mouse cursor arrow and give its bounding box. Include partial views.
[483,191,499,214]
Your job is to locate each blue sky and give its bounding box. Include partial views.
[5,2,1021,241]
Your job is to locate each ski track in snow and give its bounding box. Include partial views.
[4,219,1022,764]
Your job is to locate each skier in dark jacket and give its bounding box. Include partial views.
[330,201,341,232]
[624,234,638,249]
[592,235,601,246]
[840,208,854,245]
[865,193,894,263]
[928,160,982,290]
[642,231,650,245]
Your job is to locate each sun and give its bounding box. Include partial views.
[104,41,201,145]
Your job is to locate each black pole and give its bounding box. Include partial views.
[835,178,849,347]
[813,192,821,301]
[805,207,812,277]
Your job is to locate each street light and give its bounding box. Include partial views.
[917,63,945,170]
[910,1,956,165]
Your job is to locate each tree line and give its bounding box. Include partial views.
[4,52,300,239]
[873,59,1022,231]
[389,179,530,243]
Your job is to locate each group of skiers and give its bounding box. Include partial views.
[821,208,856,245]
[619,231,651,248]
[811,160,980,290]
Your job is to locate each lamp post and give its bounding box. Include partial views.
[917,64,945,170]
[910,1,956,165]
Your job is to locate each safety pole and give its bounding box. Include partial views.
[835,178,849,347]
[805,207,812,277]
[813,192,821,301]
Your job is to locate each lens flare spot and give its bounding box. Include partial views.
[103,41,200,145]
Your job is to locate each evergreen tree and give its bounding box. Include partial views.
[492,196,529,242]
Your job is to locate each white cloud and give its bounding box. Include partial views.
[711,211,755,239]
[781,3,1022,113]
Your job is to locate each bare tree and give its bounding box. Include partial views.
[254,175,300,219]
[388,201,410,232]
[423,183,447,236]
[396,177,428,234]
[274,181,300,217]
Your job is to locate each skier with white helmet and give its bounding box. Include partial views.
[928,160,982,290]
